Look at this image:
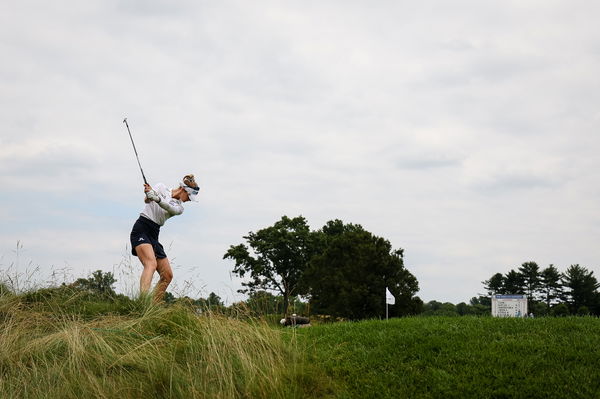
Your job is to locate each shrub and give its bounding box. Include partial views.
[577,306,590,316]
[530,302,549,316]
[551,303,570,317]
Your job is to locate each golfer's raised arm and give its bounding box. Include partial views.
[156,197,184,216]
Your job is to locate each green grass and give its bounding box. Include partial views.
[2,287,600,398]
[297,317,600,398]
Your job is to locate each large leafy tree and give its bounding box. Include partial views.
[561,265,600,314]
[304,220,419,319]
[223,215,315,315]
[540,264,562,308]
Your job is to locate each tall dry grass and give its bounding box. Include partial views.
[0,292,311,399]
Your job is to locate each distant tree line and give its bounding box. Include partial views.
[419,300,489,317]
[223,215,422,320]
[164,291,227,311]
[478,262,600,316]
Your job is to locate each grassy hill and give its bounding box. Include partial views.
[1,289,599,398]
[297,317,600,398]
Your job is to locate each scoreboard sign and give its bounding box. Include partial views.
[491,294,528,317]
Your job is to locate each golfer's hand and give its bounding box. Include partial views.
[143,184,153,203]
[146,189,161,203]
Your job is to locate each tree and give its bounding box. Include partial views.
[245,290,284,315]
[243,291,309,316]
[469,297,490,314]
[456,302,472,316]
[407,296,424,315]
[223,216,316,315]
[207,292,224,307]
[422,301,458,316]
[518,261,541,308]
[194,292,225,311]
[439,302,458,315]
[561,265,600,314]
[540,265,562,308]
[73,270,116,297]
[503,269,524,295]
[305,220,419,319]
[482,273,505,295]
[424,300,443,312]
[471,295,491,308]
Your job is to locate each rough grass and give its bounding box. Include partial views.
[297,316,600,398]
[0,292,327,399]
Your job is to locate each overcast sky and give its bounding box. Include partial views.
[1,1,599,305]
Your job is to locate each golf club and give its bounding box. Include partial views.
[123,117,148,185]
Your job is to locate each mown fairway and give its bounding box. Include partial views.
[1,289,599,398]
[298,317,600,398]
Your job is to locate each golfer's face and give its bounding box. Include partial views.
[182,190,190,202]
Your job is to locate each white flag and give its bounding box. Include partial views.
[386,287,395,305]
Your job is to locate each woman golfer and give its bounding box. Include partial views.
[130,174,199,301]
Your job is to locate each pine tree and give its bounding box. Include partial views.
[540,264,562,308]
[519,261,541,308]
[561,265,600,314]
[503,269,525,295]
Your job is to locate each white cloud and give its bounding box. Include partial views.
[1,1,599,304]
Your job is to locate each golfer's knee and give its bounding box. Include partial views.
[142,260,157,272]
[160,269,173,283]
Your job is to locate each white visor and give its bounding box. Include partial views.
[181,183,199,202]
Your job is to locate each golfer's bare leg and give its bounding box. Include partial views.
[154,257,173,302]
[135,243,158,294]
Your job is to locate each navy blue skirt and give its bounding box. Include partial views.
[130,216,167,259]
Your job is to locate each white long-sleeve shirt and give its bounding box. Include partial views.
[140,183,184,226]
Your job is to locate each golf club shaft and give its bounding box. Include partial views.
[123,118,148,185]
